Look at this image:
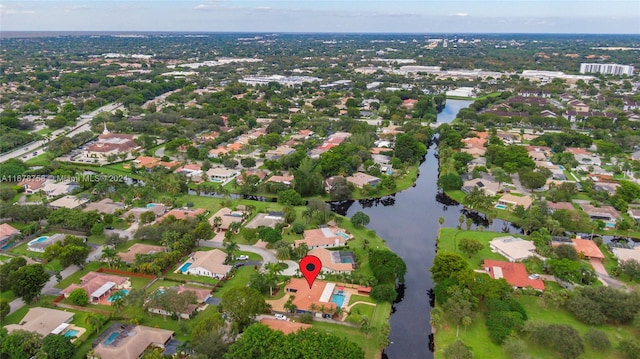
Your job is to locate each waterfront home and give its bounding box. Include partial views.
[206,167,240,183]
[0,223,20,247]
[484,260,545,291]
[284,278,338,316]
[497,194,533,210]
[489,236,537,262]
[259,318,312,334]
[295,226,352,249]
[345,172,380,189]
[308,248,355,273]
[578,203,621,228]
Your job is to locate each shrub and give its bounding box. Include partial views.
[503,337,529,359]
[370,284,397,303]
[619,340,640,359]
[299,313,314,324]
[68,288,89,306]
[292,222,306,235]
[443,339,473,359]
[584,328,610,352]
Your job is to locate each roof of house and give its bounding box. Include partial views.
[571,238,605,259]
[308,248,354,272]
[0,223,20,239]
[93,325,174,359]
[18,177,46,190]
[118,243,166,264]
[285,278,337,312]
[489,236,537,261]
[267,175,294,184]
[173,285,211,303]
[498,194,533,209]
[259,318,312,335]
[546,202,575,211]
[61,271,129,297]
[206,167,240,178]
[83,198,125,214]
[159,208,206,222]
[484,260,545,290]
[245,212,284,229]
[578,203,621,219]
[189,249,231,276]
[4,307,75,336]
[209,207,244,230]
[296,227,348,248]
[49,195,89,209]
[345,172,379,188]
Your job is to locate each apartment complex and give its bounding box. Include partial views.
[579,63,634,76]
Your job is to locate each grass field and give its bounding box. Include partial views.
[438,228,513,268]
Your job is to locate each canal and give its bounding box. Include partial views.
[331,99,515,359]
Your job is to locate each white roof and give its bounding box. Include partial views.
[51,322,70,335]
[91,281,116,298]
[491,267,504,279]
[319,282,335,303]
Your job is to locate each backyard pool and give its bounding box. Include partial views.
[336,231,350,239]
[558,165,565,170]
[146,203,157,209]
[104,332,119,345]
[28,236,49,246]
[495,204,507,210]
[331,291,346,308]
[179,262,192,273]
[108,289,129,302]
[64,329,80,338]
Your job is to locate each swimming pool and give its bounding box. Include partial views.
[331,291,346,308]
[107,289,129,302]
[28,236,49,246]
[64,329,80,338]
[146,203,157,209]
[179,262,192,273]
[336,231,350,239]
[104,332,119,345]
[495,204,507,210]
[558,165,565,170]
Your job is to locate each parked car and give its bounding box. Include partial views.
[275,314,287,321]
[528,274,539,280]
[236,255,249,261]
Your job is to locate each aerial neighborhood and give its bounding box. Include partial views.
[0,31,639,359]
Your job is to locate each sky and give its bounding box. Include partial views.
[1,0,639,34]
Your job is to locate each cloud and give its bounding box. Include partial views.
[0,4,36,15]
[449,12,469,17]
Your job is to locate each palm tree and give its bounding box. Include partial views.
[309,303,319,316]
[265,262,283,296]
[333,306,344,319]
[224,240,239,264]
[228,221,242,234]
[100,247,118,268]
[438,216,445,230]
[458,215,465,230]
[212,216,222,231]
[302,208,314,224]
[85,314,105,334]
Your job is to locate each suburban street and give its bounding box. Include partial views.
[0,103,122,163]
[201,240,278,264]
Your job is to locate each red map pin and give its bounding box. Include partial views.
[300,255,322,288]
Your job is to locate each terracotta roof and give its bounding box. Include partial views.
[18,177,46,190]
[484,260,545,290]
[259,318,312,334]
[296,228,348,248]
[0,223,20,239]
[572,238,605,259]
[118,243,166,264]
[285,278,337,312]
[61,271,129,297]
[546,202,575,211]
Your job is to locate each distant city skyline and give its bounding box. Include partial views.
[1,0,639,34]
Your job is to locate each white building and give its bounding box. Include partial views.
[579,63,634,76]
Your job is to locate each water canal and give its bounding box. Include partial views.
[331,99,515,359]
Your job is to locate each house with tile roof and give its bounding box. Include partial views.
[484,260,545,291]
[183,249,231,279]
[91,325,174,359]
[295,227,352,249]
[0,223,20,247]
[284,278,338,316]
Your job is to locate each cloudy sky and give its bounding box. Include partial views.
[1,0,639,34]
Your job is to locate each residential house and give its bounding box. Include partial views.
[497,194,534,210]
[183,249,231,279]
[91,325,174,359]
[61,272,131,303]
[295,226,352,249]
[462,178,501,196]
[567,99,590,112]
[158,208,207,222]
[324,176,345,192]
[346,172,380,189]
[206,167,240,183]
[266,174,294,187]
[571,238,605,261]
[83,132,138,159]
[628,208,640,221]
[4,307,74,337]
[259,318,312,334]
[118,243,166,264]
[546,202,575,213]
[121,204,167,223]
[49,195,89,209]
[17,177,46,194]
[484,260,545,291]
[265,146,296,160]
[489,236,537,262]
[174,164,203,181]
[237,170,268,184]
[578,203,621,228]
[308,248,355,273]
[83,198,126,215]
[0,223,20,247]
[284,278,338,316]
[245,212,285,229]
[209,207,244,231]
[28,233,66,253]
[147,285,211,319]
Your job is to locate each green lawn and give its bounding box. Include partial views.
[0,254,12,262]
[0,289,17,302]
[348,294,375,306]
[9,242,42,258]
[438,228,514,268]
[346,303,375,323]
[212,265,257,298]
[313,321,382,359]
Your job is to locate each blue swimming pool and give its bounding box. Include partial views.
[28,236,49,246]
[64,329,80,338]
[146,203,157,209]
[336,231,349,239]
[104,332,119,345]
[495,204,507,210]
[331,292,346,308]
[179,262,192,273]
[108,289,129,302]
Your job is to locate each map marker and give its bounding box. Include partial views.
[300,255,322,288]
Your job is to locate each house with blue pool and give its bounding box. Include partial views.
[177,249,231,279]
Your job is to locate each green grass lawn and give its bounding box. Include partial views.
[0,289,17,302]
[438,228,513,268]
[0,254,12,262]
[348,294,375,305]
[346,303,375,323]
[313,321,382,359]
[25,154,53,166]
[9,242,42,258]
[212,265,257,298]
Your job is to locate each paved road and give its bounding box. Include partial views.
[0,103,122,163]
[105,222,138,240]
[8,264,81,315]
[201,240,278,264]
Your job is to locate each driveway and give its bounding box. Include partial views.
[105,222,138,240]
[281,260,300,276]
